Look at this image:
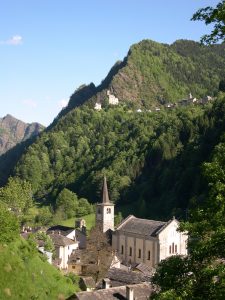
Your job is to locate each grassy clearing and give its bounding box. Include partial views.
[60,213,95,231]
[0,239,78,299]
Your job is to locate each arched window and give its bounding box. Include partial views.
[175,244,177,253]
[129,247,132,256]
[121,245,124,254]
[147,250,151,260]
[172,242,174,253]
[106,208,111,214]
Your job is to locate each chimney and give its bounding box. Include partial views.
[102,278,110,289]
[126,286,134,300]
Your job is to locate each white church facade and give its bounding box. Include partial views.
[112,215,187,268]
[96,177,188,268]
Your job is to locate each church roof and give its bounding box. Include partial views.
[116,215,167,237]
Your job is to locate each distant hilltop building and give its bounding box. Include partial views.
[94,102,102,110]
[107,90,119,105]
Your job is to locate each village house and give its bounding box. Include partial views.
[48,232,79,269]
[47,223,86,249]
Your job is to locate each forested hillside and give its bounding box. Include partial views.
[2,38,225,221]
[56,39,225,121]
[14,94,225,220]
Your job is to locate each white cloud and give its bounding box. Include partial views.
[0,35,23,45]
[22,99,37,108]
[59,98,69,109]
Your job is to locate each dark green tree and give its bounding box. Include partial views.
[192,1,225,44]
[56,188,78,219]
[152,141,225,299]
[0,177,33,216]
[0,202,19,244]
[219,79,225,92]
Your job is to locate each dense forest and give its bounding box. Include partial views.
[0,39,223,222]
[12,93,225,220]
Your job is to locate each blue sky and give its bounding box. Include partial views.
[0,0,218,126]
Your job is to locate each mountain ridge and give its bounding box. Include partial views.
[0,114,44,155]
[55,39,225,123]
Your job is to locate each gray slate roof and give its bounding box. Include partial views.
[48,233,77,247]
[68,283,153,300]
[47,225,74,236]
[117,215,166,237]
[135,263,155,276]
[106,267,150,285]
[80,277,96,288]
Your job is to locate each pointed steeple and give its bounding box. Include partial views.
[102,176,110,203]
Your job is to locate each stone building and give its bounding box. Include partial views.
[112,215,188,268]
[96,176,114,233]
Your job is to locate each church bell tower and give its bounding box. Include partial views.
[96,176,114,232]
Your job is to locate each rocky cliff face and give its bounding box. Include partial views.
[0,114,44,155]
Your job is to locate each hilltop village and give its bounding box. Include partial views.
[21,177,188,299]
[94,90,214,112]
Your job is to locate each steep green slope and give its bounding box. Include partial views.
[14,95,225,219]
[0,239,77,299]
[57,39,225,121]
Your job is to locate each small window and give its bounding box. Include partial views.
[175,244,177,253]
[72,266,76,269]
[172,242,174,254]
[129,247,132,256]
[121,245,124,254]
[107,208,111,214]
[169,245,171,254]
[138,249,141,258]
[68,246,70,250]
[147,250,151,260]
[98,208,101,214]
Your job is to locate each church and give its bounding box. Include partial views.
[96,177,188,268]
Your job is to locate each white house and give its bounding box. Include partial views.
[47,224,86,249]
[48,232,79,269]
